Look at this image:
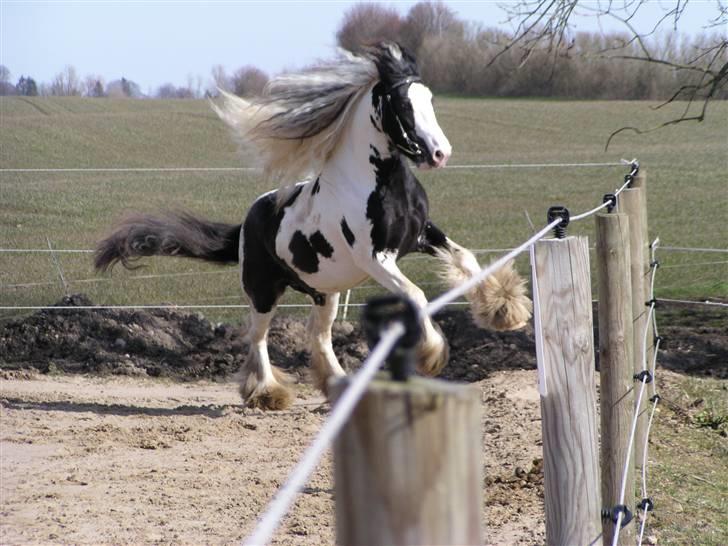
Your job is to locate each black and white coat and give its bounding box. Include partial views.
[95,43,531,410]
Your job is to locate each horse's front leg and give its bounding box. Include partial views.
[420,221,532,331]
[354,252,449,376]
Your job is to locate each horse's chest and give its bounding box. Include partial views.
[274,190,368,292]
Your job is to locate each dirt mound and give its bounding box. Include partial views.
[1,294,725,380]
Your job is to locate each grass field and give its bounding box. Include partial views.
[1,96,727,543]
[1,96,726,324]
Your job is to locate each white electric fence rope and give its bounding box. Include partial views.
[657,298,728,308]
[2,245,725,255]
[638,394,660,545]
[611,238,661,546]
[635,239,663,546]
[569,171,634,222]
[611,374,649,546]
[242,322,405,546]
[0,161,625,174]
[243,164,640,544]
[426,220,562,316]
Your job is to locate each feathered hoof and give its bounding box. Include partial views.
[415,322,450,377]
[471,260,532,331]
[238,366,295,411]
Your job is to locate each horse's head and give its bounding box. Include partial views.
[369,42,451,169]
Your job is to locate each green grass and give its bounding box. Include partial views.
[1,96,727,324]
[649,375,728,544]
[1,96,726,544]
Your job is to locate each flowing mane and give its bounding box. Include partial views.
[212,49,379,190]
[98,41,533,412]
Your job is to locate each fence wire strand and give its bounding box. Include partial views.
[242,161,647,544]
[4,158,678,544]
[610,238,662,546]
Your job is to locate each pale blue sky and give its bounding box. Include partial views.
[1,1,719,94]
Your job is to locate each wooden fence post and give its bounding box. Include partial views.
[595,213,635,544]
[532,236,602,545]
[619,176,650,484]
[332,376,482,546]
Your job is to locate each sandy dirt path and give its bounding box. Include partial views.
[1,371,545,545]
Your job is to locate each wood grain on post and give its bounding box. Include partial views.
[619,182,650,482]
[595,213,635,544]
[332,376,482,546]
[532,236,602,546]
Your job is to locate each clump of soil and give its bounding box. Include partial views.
[1,293,725,380]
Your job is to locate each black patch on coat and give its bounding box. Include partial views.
[366,149,430,258]
[309,231,334,258]
[241,190,324,313]
[340,218,355,247]
[311,178,321,195]
[289,231,319,274]
[418,221,449,256]
[283,185,304,207]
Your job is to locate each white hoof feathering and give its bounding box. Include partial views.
[437,244,532,332]
[237,363,294,411]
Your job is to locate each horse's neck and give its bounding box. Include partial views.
[321,90,394,191]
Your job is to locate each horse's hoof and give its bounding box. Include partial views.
[415,324,450,377]
[470,260,533,332]
[241,382,294,411]
[238,365,295,411]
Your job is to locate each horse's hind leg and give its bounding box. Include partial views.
[307,293,346,397]
[238,304,294,411]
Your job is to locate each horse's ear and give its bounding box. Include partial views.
[366,41,418,85]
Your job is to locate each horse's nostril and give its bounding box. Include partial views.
[434,149,444,161]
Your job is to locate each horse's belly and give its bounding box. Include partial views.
[299,258,369,293]
[275,214,368,294]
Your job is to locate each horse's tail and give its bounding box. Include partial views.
[422,222,532,332]
[94,211,241,272]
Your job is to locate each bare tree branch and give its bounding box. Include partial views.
[497,0,728,146]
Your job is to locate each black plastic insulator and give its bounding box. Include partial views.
[603,193,617,213]
[654,335,664,345]
[631,160,640,176]
[649,394,661,403]
[637,498,654,512]
[624,173,634,187]
[602,505,633,527]
[547,206,570,239]
[362,294,422,382]
[645,298,658,308]
[650,260,660,269]
[634,370,654,384]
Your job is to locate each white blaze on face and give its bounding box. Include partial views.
[408,82,452,167]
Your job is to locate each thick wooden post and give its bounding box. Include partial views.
[595,213,635,544]
[332,376,482,546]
[532,236,602,545]
[619,177,650,482]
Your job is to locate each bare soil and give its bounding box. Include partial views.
[0,294,725,544]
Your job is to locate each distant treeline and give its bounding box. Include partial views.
[336,2,728,100]
[2,1,725,100]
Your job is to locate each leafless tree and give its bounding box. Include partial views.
[0,65,15,95]
[495,0,728,147]
[211,64,230,93]
[336,3,403,52]
[231,66,269,97]
[84,75,105,97]
[400,1,461,53]
[49,65,82,96]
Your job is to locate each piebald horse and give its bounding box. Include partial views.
[95,43,532,410]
